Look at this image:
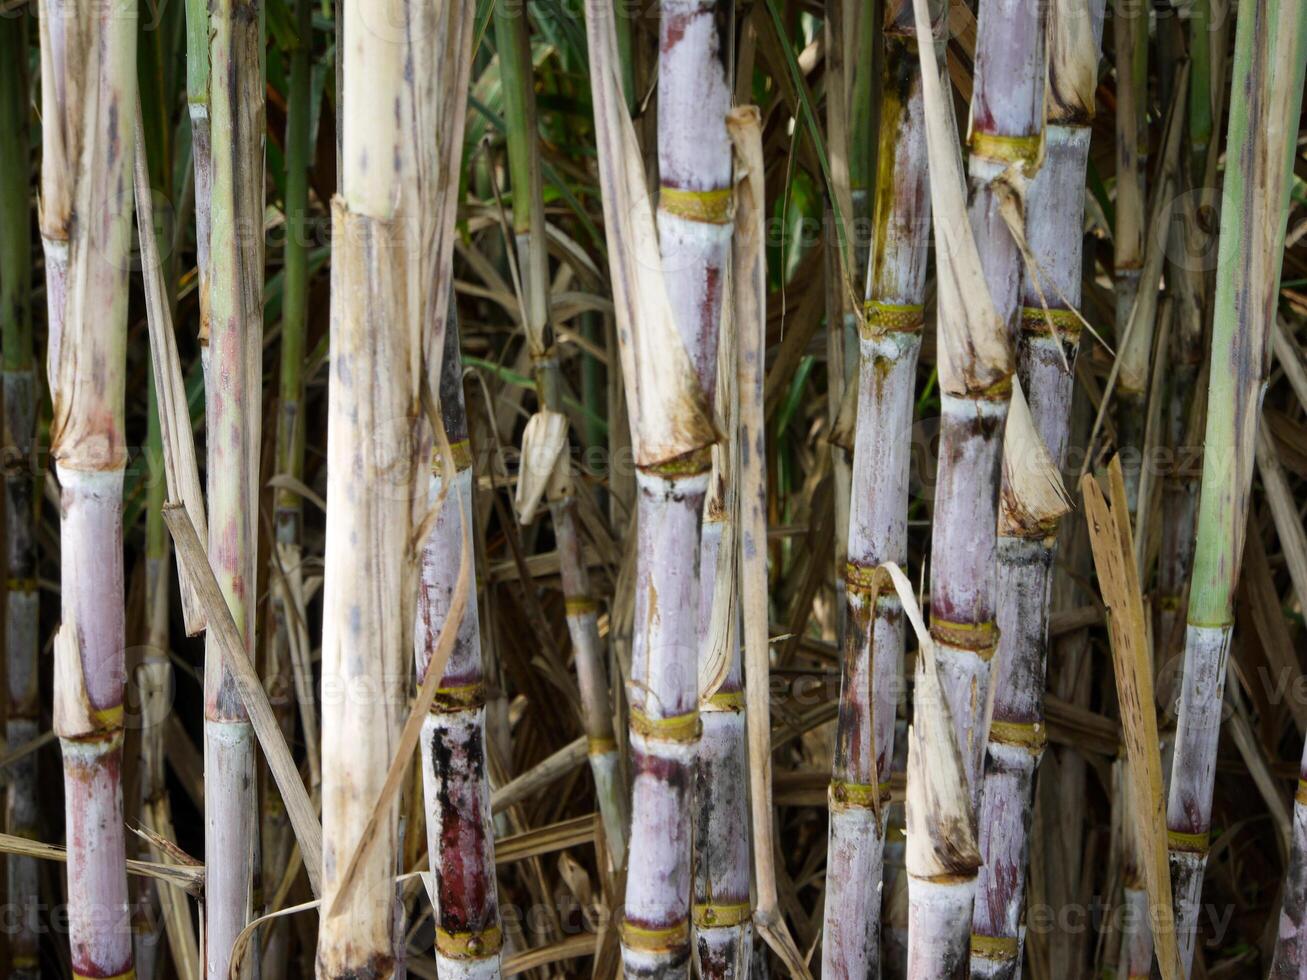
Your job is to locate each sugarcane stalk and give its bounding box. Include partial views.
[909,0,1017,964]
[1112,0,1149,510]
[495,0,627,866]
[263,0,314,971]
[693,289,752,980]
[37,1,138,975]
[202,2,265,973]
[971,3,1105,976]
[1170,0,1307,971]
[320,0,474,969]
[1271,735,1307,978]
[417,323,503,980]
[583,1,719,974]
[1,14,39,978]
[930,0,1039,813]
[822,2,934,975]
[655,6,735,971]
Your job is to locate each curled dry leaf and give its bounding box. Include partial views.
[515,409,570,524]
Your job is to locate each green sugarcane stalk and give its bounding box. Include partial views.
[263,0,315,972]
[1169,0,1307,972]
[1,15,39,978]
[201,2,266,974]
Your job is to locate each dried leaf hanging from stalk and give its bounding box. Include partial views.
[1081,457,1180,980]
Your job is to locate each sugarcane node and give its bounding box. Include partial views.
[828,778,893,809]
[843,560,893,596]
[4,575,37,592]
[703,690,746,713]
[564,595,599,616]
[969,131,1043,171]
[1166,828,1210,855]
[630,705,701,743]
[930,617,1000,658]
[620,916,690,952]
[1019,305,1083,345]
[861,300,925,338]
[642,444,713,479]
[430,682,486,712]
[72,970,136,980]
[587,735,618,755]
[987,718,1046,754]
[693,901,752,929]
[658,185,733,225]
[970,933,1020,961]
[1296,778,1307,808]
[436,923,504,959]
[432,437,473,474]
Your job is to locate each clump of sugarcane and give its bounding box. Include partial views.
[417,321,503,979]
[584,0,720,974]
[200,1,265,971]
[319,0,436,971]
[971,2,1104,976]
[497,0,627,865]
[1111,0,1149,510]
[1,15,39,977]
[693,283,752,979]
[1172,0,1307,971]
[822,1,936,976]
[263,0,318,971]
[37,1,138,975]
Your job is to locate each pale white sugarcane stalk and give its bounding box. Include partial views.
[655,6,738,974]
[319,0,439,972]
[416,323,502,980]
[584,2,719,976]
[972,3,1105,976]
[914,0,1015,809]
[415,318,501,977]
[883,565,981,980]
[693,281,752,980]
[37,1,138,975]
[202,2,265,973]
[823,2,935,976]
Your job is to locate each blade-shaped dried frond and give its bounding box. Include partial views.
[1001,377,1072,536]
[912,0,1011,398]
[730,103,813,980]
[1082,458,1179,980]
[418,0,475,394]
[516,409,569,524]
[882,562,981,880]
[583,0,716,468]
[132,104,208,635]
